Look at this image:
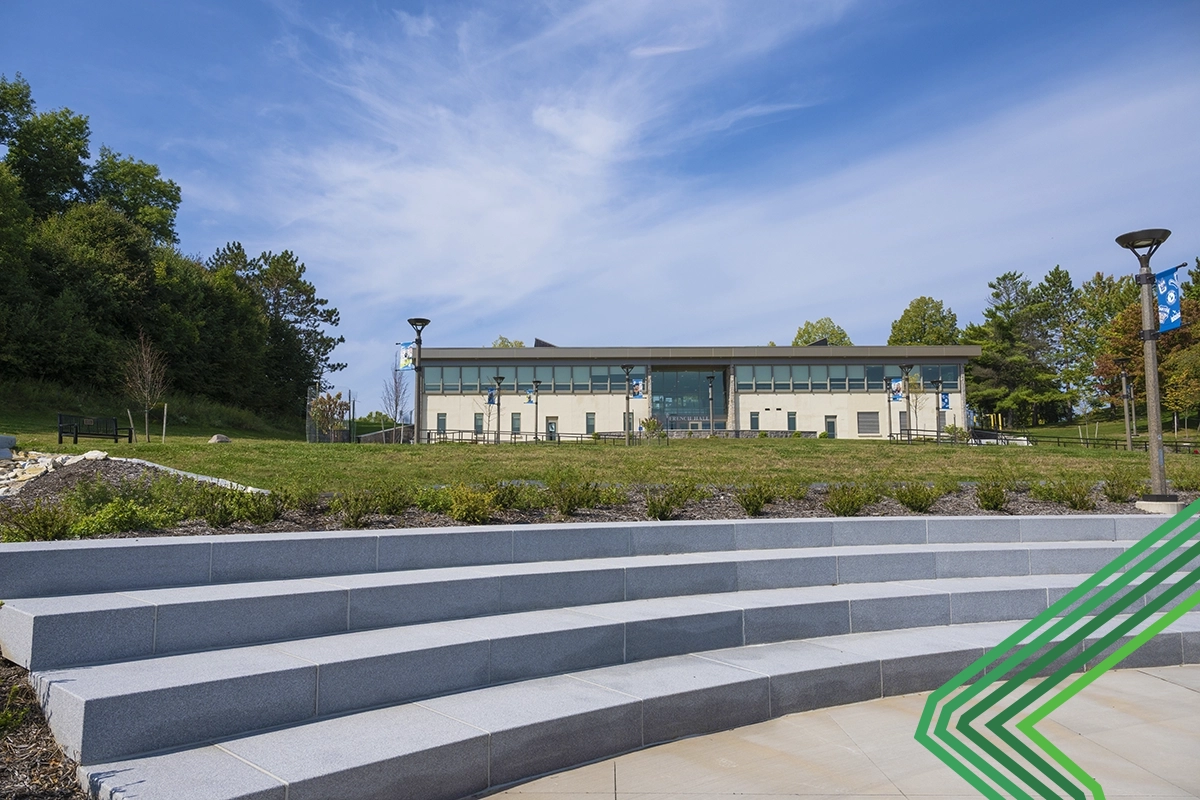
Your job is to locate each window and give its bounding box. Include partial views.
[787,411,796,432]
[436,413,447,434]
[773,365,791,391]
[586,412,595,434]
[899,410,908,433]
[495,366,515,392]
[829,364,847,391]
[941,364,959,391]
[554,365,571,392]
[847,365,865,391]
[921,364,940,388]
[517,366,534,392]
[736,365,753,391]
[750,411,760,430]
[474,413,484,434]
[866,365,884,391]
[461,366,479,394]
[573,366,590,392]
[591,367,609,392]
[511,412,521,433]
[535,365,553,391]
[810,365,828,391]
[442,366,461,393]
[754,365,772,391]
[857,411,880,435]
[792,364,809,391]
[425,366,442,393]
[824,415,837,438]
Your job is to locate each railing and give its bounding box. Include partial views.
[421,429,653,445]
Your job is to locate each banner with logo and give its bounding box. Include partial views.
[940,392,950,410]
[631,379,644,399]
[890,378,904,402]
[486,387,495,405]
[397,342,415,371]
[1157,266,1183,333]
[525,389,534,404]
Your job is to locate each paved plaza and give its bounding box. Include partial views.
[496,665,1200,799]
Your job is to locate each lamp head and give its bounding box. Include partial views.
[1115,229,1170,259]
[407,317,431,334]
[532,379,541,388]
[493,375,504,386]
[1113,356,1130,367]
[620,363,633,376]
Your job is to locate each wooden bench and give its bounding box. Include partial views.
[57,414,133,445]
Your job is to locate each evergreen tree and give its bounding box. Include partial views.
[888,296,959,345]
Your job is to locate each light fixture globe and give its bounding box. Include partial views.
[407,317,431,333]
[1115,229,1170,252]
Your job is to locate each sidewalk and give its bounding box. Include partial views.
[492,665,1200,798]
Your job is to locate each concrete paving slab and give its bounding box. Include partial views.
[630,522,736,555]
[624,561,739,599]
[733,518,832,550]
[210,533,378,582]
[0,593,155,670]
[733,555,837,590]
[377,527,514,570]
[0,538,212,598]
[927,516,1020,544]
[836,550,936,583]
[832,518,927,546]
[447,609,627,682]
[512,524,632,562]
[499,567,625,611]
[1022,515,1117,542]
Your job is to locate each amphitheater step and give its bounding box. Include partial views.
[77,612,1200,800]
[1,539,1161,671]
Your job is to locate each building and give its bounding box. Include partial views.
[417,344,981,441]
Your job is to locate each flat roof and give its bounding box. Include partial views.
[422,345,981,363]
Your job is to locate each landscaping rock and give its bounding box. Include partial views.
[209,434,232,444]
[0,434,14,460]
[83,450,109,460]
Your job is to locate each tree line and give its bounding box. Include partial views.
[0,74,342,419]
[789,262,1200,430]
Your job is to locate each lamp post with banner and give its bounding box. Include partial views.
[621,364,634,446]
[1115,228,1180,508]
[492,376,503,444]
[930,378,943,444]
[899,364,914,443]
[403,318,429,444]
[706,375,715,436]
[532,380,541,442]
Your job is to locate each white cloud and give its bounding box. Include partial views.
[180,1,1200,401]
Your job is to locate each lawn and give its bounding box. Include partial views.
[8,414,1198,493]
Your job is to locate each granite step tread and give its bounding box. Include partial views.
[77,611,1200,800]
[36,571,1177,765]
[0,514,1173,599]
[7,537,1185,671]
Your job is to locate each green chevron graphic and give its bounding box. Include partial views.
[915,500,1200,799]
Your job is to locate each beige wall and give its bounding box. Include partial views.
[423,387,964,439]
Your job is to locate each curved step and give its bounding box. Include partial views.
[77,611,1200,800]
[36,570,1191,766]
[2,539,1151,671]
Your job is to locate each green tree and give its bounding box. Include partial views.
[1067,271,1138,416]
[888,296,959,345]
[0,73,34,141]
[87,146,181,243]
[1180,257,1200,297]
[1163,344,1200,434]
[491,335,525,348]
[4,107,91,218]
[791,317,852,346]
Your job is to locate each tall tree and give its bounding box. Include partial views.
[87,146,181,244]
[1067,271,1138,416]
[491,336,525,348]
[0,73,34,141]
[2,93,91,217]
[791,318,852,346]
[888,296,959,345]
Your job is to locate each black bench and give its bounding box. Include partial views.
[57,414,133,445]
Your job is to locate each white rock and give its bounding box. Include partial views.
[54,455,70,465]
[65,454,87,466]
[208,434,232,444]
[20,464,47,478]
[83,450,109,460]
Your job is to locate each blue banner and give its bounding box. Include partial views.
[890,378,904,402]
[1157,266,1182,333]
[397,342,415,371]
[486,387,495,405]
[525,389,534,404]
[940,392,950,410]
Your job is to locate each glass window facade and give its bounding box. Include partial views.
[650,369,727,428]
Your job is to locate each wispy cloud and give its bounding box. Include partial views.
[179,1,1200,395]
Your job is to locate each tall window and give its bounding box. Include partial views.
[436,413,447,434]
[474,413,484,435]
[586,412,595,434]
[511,412,521,433]
[787,411,796,431]
[750,411,759,430]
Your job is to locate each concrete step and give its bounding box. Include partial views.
[77,611,1200,800]
[0,514,1168,599]
[36,570,1196,766]
[4,538,1174,671]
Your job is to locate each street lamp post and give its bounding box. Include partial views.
[1115,228,1175,503]
[493,376,503,445]
[930,378,943,444]
[532,380,541,442]
[405,317,430,444]
[1114,356,1133,451]
[899,364,914,443]
[621,364,634,446]
[706,375,715,437]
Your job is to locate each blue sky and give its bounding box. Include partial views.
[5,1,1199,407]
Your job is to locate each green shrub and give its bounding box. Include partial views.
[0,500,78,542]
[1170,465,1200,492]
[0,685,29,733]
[546,470,601,516]
[448,484,494,524]
[777,479,809,501]
[231,492,280,524]
[372,483,413,515]
[644,482,701,521]
[975,470,1014,511]
[890,482,943,513]
[72,498,179,536]
[332,489,375,528]
[790,431,802,438]
[733,481,775,516]
[1101,466,1145,503]
[758,431,769,438]
[278,485,322,514]
[823,483,878,517]
[596,484,629,506]
[817,431,828,439]
[64,474,116,514]
[415,486,453,514]
[1030,475,1096,510]
[485,480,547,511]
[203,495,235,528]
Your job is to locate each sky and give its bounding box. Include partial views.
[4,0,1199,409]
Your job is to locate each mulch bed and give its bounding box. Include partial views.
[2,457,1196,799]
